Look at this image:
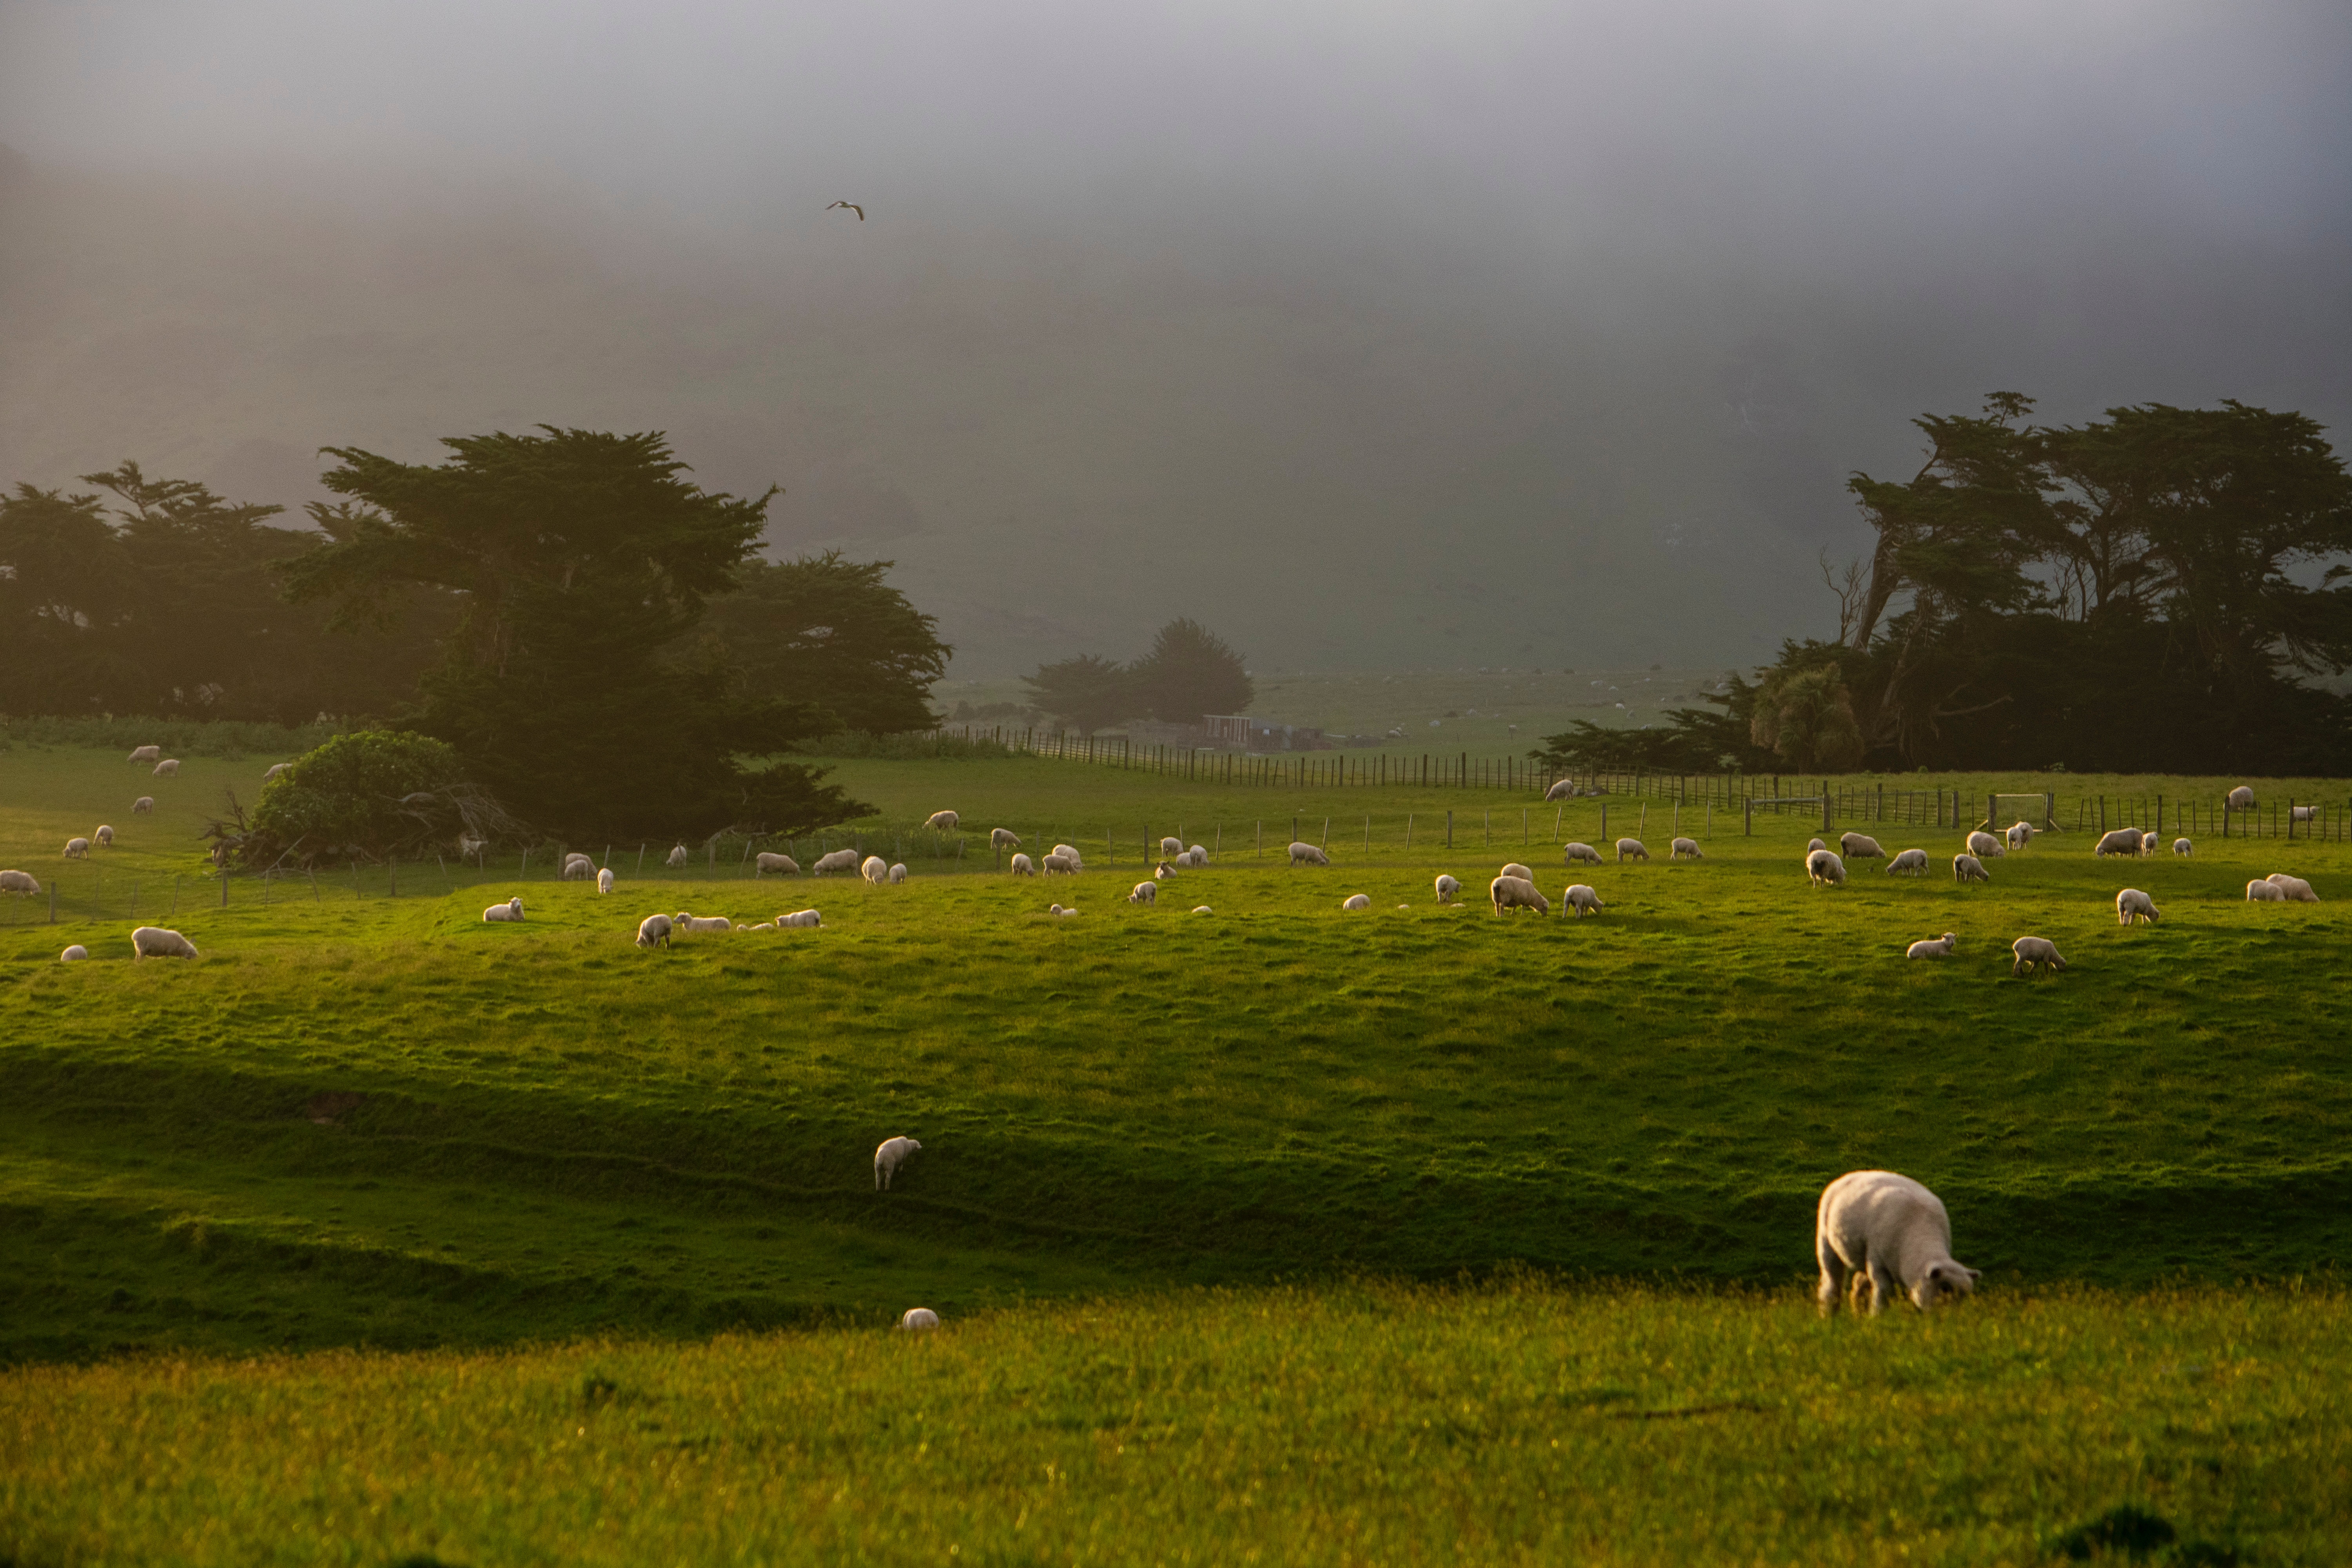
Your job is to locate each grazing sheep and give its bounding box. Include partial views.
[1187,844,1207,863]
[1616,838,1649,863]
[1965,831,2005,859]
[2291,805,2319,826]
[2005,821,2038,851]
[60,945,88,962]
[483,897,525,922]
[924,810,959,831]
[1886,848,1929,876]
[264,762,292,781]
[887,863,908,884]
[1564,884,1603,916]
[1161,836,1183,857]
[127,745,161,765]
[2140,831,2160,855]
[456,834,487,861]
[1052,844,1085,869]
[1490,875,1550,915]
[779,909,823,928]
[0,869,42,896]
[1129,881,1157,904]
[1499,862,1535,883]
[1808,837,1826,853]
[1839,832,1884,860]
[1543,778,1579,801]
[666,844,690,867]
[2245,878,2285,902]
[1042,852,1079,876]
[1815,1170,1978,1316]
[635,913,674,948]
[1953,853,1990,884]
[131,926,199,960]
[899,1307,940,1331]
[1191,905,1212,915]
[2173,838,2193,857]
[2228,785,2256,810]
[2011,936,2066,976]
[93,825,114,847]
[1670,837,1702,859]
[672,913,733,933]
[1048,904,1079,916]
[1434,873,1461,904]
[561,853,595,881]
[597,867,615,894]
[754,852,800,877]
[1906,932,1957,959]
[132,796,154,814]
[1289,842,1332,867]
[2116,888,2159,926]
[991,828,1021,851]
[812,848,864,876]
[1341,893,1371,911]
[63,837,90,859]
[152,759,180,777]
[1010,853,1037,877]
[874,1136,921,1191]
[2093,828,2145,858]
[1805,848,1846,887]
[2264,873,2319,903]
[1563,842,1603,866]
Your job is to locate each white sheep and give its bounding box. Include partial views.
[64,837,90,859]
[1670,837,1702,859]
[672,913,733,933]
[666,844,690,867]
[779,909,822,928]
[1490,875,1550,915]
[1543,778,1579,801]
[93,825,114,847]
[1839,832,1884,859]
[457,834,487,861]
[1048,903,1079,916]
[2093,828,2145,858]
[1154,861,1180,881]
[899,1307,940,1331]
[812,848,864,876]
[1563,842,1603,866]
[1161,836,1183,857]
[742,922,776,931]
[1042,852,1079,876]
[1806,848,1847,888]
[888,863,908,884]
[152,759,180,777]
[2005,821,2038,851]
[1814,1170,1978,1315]
[1886,848,1930,876]
[483,897,525,922]
[131,926,199,960]
[1187,844,1208,863]
[1010,853,1037,877]
[2173,838,2193,857]
[874,1135,921,1190]
[636,913,674,948]
[755,852,800,877]
[1341,893,1371,911]
[597,867,615,895]
[2116,888,2159,926]
[561,853,595,881]
[0,869,42,896]
[127,745,161,765]
[2011,936,2066,976]
[1289,842,1332,867]
[1965,830,2005,859]
[1564,884,1603,916]
[1906,933,1957,959]
[1499,862,1535,883]
[133,796,154,814]
[1052,844,1085,869]
[2228,785,2256,810]
[2291,805,2319,826]
[1129,881,1157,904]
[264,762,292,781]
[1434,874,1461,904]
[1808,837,1827,852]
[1616,838,1649,863]
[1953,853,1989,884]
[924,810,960,831]
[991,828,1021,851]
[60,945,88,962]
[2140,831,2160,855]
[2245,878,2285,902]
[1191,905,1212,915]
[2264,873,2319,903]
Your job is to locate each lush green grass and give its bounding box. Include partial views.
[7,1281,2346,1566]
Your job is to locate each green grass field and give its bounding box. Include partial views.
[5,739,2350,1563]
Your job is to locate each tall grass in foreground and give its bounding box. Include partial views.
[5,1282,2345,1566]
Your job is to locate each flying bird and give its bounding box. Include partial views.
[826,201,865,220]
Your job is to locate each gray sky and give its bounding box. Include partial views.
[4,0,2347,673]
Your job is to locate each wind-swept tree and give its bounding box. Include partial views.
[1130,617,1253,726]
[699,550,949,737]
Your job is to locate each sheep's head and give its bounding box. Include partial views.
[1911,1261,1981,1309]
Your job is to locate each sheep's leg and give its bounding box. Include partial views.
[1815,1240,1849,1315]
[1864,1262,1899,1315]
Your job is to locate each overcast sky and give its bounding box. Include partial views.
[4,0,2347,671]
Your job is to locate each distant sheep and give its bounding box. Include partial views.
[1670,837,1702,860]
[924,810,959,831]
[152,759,180,777]
[899,1307,940,1331]
[2291,805,2318,826]
[2140,832,2160,855]
[1154,862,1178,880]
[811,849,863,876]
[2264,873,2319,903]
[1187,844,1208,863]
[457,834,487,861]
[63,837,90,859]
[0,869,42,895]
[1815,1170,1978,1315]
[1965,831,2005,859]
[2173,838,2193,857]
[1289,842,1331,867]
[263,762,291,781]
[1341,893,1371,911]
[483,897,525,922]
[755,852,801,877]
[1161,836,1183,857]
[561,853,595,881]
[93,825,114,847]
[1886,848,1929,875]
[1616,838,1649,863]
[672,913,732,933]
[1052,844,1085,869]
[1805,848,1846,888]
[2116,888,2159,926]
[666,844,690,867]
[991,828,1021,851]
[1839,832,1884,860]
[1953,853,1989,884]
[2228,786,2256,810]
[1490,875,1549,915]
[131,926,199,960]
[2245,878,2286,902]
[874,1136,921,1191]
[1010,853,1036,877]
[1191,905,1212,915]
[133,796,154,814]
[1563,842,1603,866]
[1129,881,1157,904]
[860,856,889,884]
[1048,904,1079,916]
[1564,884,1602,916]
[54,943,91,964]
[1042,852,1079,876]
[2005,821,2038,851]
[779,909,822,928]
[2011,936,2066,976]
[1543,778,1579,801]
[2093,828,2145,858]
[887,863,908,884]
[1434,873,1461,904]
[1808,838,1827,853]
[635,913,674,948]
[1906,932,1957,959]
[741,922,776,931]
[1499,862,1535,883]
[127,745,161,765]
[597,867,615,895]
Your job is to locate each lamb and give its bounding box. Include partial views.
[1042,852,1079,876]
[1543,778,1579,801]
[1906,932,1957,959]
[1129,881,1157,904]
[2244,878,2285,902]
[263,762,292,781]
[1805,848,1846,887]
[1009,853,1037,877]
[2290,805,2319,826]
[812,848,864,876]
[2093,828,2145,858]
[1616,838,1650,863]
[56,943,91,963]
[1289,842,1332,867]
[132,796,154,814]
[2228,785,2256,810]
[666,844,690,867]
[779,909,823,928]
[672,913,733,933]
[742,922,776,931]
[2173,838,2192,857]
[93,825,114,847]
[131,926,200,960]
[1814,1170,1978,1316]
[561,853,595,881]
[1562,842,1603,866]
[1434,874,1461,904]
[924,810,960,831]
[1965,831,2005,858]
[874,1135,921,1191]
[64,837,91,859]
[1047,904,1079,916]
[1161,836,1183,857]
[860,856,889,884]
[1341,893,1372,911]
[1953,853,1990,884]
[1885,848,1929,875]
[899,1307,940,1331]
[1489,875,1550,915]
[152,759,180,777]
[127,745,161,765]
[1191,905,1212,915]
[483,897,525,922]
[1154,862,1178,880]
[1670,837,1703,859]
[887,863,908,884]
[2011,935,2067,976]
[1564,884,1603,916]
[0,870,41,895]
[2140,831,2160,855]
[2264,873,2319,903]
[2116,888,2159,926]
[636,913,674,948]
[2005,821,2038,851]
[991,828,1021,851]
[1839,832,1884,860]
[1499,862,1535,883]
[1051,844,1085,869]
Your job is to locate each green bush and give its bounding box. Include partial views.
[228,730,472,868]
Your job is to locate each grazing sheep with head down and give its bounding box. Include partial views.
[2116,889,2159,926]
[1839,832,1884,860]
[1544,778,1579,801]
[2140,832,2160,855]
[1564,884,1603,916]
[924,810,959,831]
[1965,831,2005,859]
[2228,786,2256,810]
[597,867,615,894]
[1953,853,1989,884]
[874,1136,921,1191]
[1129,881,1157,904]
[93,825,114,847]
[1489,875,1548,915]
[2245,878,2287,902]
[1289,842,1331,867]
[1906,933,1957,959]
[666,844,690,867]
[1341,893,1371,911]
[1815,1170,1978,1315]
[1499,862,1534,883]
[1187,844,1207,863]
[860,856,888,884]
[1670,837,1702,859]
[1616,838,1649,863]
[635,913,674,948]
[1191,905,1212,915]
[561,853,595,881]
[2011,936,2066,976]
[1042,852,1079,876]
[64,838,90,859]
[152,759,180,777]
[1051,844,1085,870]
[755,852,800,877]
[1886,848,1929,876]
[2005,821,2038,851]
[1805,849,1846,887]
[60,944,89,961]
[2264,873,2319,903]
[779,909,822,928]
[483,897,525,922]
[1563,842,1603,866]
[672,913,732,933]
[0,869,42,896]
[127,745,161,765]
[1161,836,1183,857]
[811,848,863,876]
[991,828,1021,851]
[2093,828,2145,858]
[1434,873,1461,904]
[131,926,199,960]
[133,796,154,814]
[1009,853,1036,877]
[887,863,908,884]
[899,1307,940,1330]
[2173,838,2193,857]
[1807,837,1826,853]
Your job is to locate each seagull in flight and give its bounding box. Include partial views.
[826,201,865,220]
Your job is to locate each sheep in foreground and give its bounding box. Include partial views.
[1815,1170,1978,1316]
[131,926,199,960]
[1563,842,1603,866]
[1886,848,1929,876]
[1805,849,1846,888]
[779,909,823,928]
[887,863,908,884]
[1160,836,1183,857]
[1965,830,2005,859]
[1129,881,1157,904]
[597,867,615,894]
[2116,889,2159,926]
[0,869,41,895]
[561,853,595,881]
[264,762,292,781]
[2011,936,2066,976]
[2173,838,2193,857]
[991,828,1021,851]
[2092,827,2145,858]
[899,1308,940,1331]
[1906,933,1957,959]
[672,913,732,933]
[1009,853,1036,877]
[1341,893,1372,911]
[1289,842,1331,867]
[1564,884,1603,916]
[1434,873,1461,904]
[755,852,800,877]
[874,1136,921,1191]
[152,759,180,777]
[1953,854,1989,884]
[2005,821,2038,851]
[60,945,88,961]
[1499,862,1534,883]
[666,844,690,867]
[1544,777,1579,801]
[93,825,114,848]
[635,913,674,948]
[2140,831,2160,855]
[2264,873,2319,903]
[924,810,959,831]
[483,897,525,922]
[1839,832,1884,860]
[1670,837,1702,860]
[133,796,154,814]
[2228,785,2256,810]
[1616,838,1649,863]
[127,745,161,765]
[64,838,90,859]
[1490,875,1549,915]
[811,848,863,877]
[1042,853,1079,876]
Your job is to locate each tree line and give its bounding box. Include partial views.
[1022,618,1254,732]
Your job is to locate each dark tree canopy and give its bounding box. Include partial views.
[1023,653,1135,734]
[1022,619,1254,733]
[699,551,949,738]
